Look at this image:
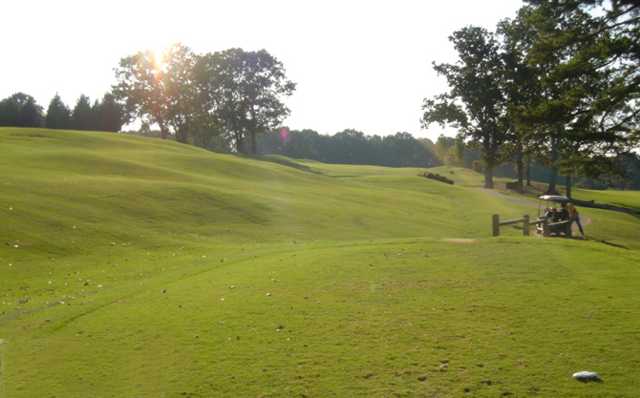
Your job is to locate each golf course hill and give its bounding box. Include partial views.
[1,127,639,397]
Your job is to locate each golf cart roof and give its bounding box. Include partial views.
[538,195,570,203]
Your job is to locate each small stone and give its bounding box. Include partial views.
[572,371,601,382]
[266,292,272,297]
[162,289,167,294]
[363,372,374,379]
[417,375,427,382]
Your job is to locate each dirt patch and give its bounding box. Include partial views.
[441,238,478,244]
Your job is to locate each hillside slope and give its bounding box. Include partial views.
[1,128,639,397]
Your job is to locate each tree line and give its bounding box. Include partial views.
[257,129,440,167]
[422,0,640,194]
[0,92,124,132]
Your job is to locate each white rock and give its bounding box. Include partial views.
[572,371,601,382]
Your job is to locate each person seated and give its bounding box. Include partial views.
[559,203,569,221]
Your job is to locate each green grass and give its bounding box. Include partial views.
[574,188,640,211]
[1,128,639,397]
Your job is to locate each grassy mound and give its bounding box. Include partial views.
[1,128,639,397]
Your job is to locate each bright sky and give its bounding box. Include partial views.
[2,0,523,141]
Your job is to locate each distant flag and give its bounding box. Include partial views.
[279,127,290,143]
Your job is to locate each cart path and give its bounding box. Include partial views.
[482,188,538,206]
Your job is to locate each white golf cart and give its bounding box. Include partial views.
[536,195,572,237]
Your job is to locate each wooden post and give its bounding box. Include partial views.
[492,214,500,237]
[522,214,530,236]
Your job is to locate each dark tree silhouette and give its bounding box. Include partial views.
[0,93,43,127]
[71,95,94,130]
[45,94,72,129]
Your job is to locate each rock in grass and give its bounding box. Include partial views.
[572,371,601,382]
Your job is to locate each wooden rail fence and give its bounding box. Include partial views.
[492,214,530,237]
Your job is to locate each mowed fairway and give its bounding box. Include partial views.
[1,128,639,397]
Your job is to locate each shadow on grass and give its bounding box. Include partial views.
[594,239,629,250]
[234,153,325,175]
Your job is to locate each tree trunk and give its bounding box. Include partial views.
[484,164,494,189]
[526,155,532,186]
[176,130,189,144]
[515,149,524,192]
[159,122,169,140]
[234,131,245,153]
[546,135,560,195]
[547,167,559,195]
[250,131,257,155]
[565,174,572,199]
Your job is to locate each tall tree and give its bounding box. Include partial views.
[45,94,72,129]
[0,93,43,127]
[71,95,94,130]
[498,6,542,191]
[523,1,640,192]
[96,93,124,132]
[162,44,199,143]
[422,27,508,188]
[195,48,296,154]
[113,50,170,138]
[113,44,199,143]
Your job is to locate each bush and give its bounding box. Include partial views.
[422,172,454,185]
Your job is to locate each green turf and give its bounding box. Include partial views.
[1,128,639,397]
[574,188,640,211]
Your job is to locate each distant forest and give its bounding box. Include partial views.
[258,129,439,168]
[257,129,640,190]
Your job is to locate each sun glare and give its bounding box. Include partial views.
[149,46,168,72]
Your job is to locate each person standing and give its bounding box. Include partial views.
[567,202,585,238]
